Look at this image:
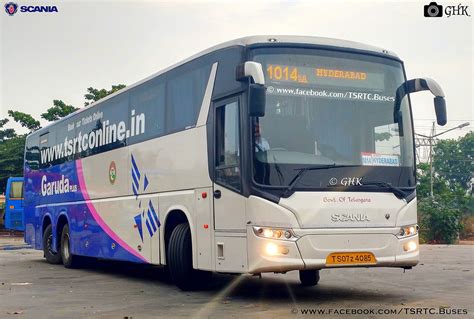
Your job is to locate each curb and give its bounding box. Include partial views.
[0,245,31,251]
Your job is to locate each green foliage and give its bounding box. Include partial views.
[7,110,41,131]
[417,131,473,242]
[418,197,463,244]
[434,131,473,191]
[0,118,17,141]
[41,100,78,122]
[0,135,26,192]
[84,84,126,106]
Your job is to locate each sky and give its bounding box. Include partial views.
[1,0,473,140]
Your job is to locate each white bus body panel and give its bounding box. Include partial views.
[245,193,418,273]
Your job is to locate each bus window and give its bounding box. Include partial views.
[9,181,23,199]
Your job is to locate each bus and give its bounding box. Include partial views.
[4,177,25,231]
[23,36,447,290]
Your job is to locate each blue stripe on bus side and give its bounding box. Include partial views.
[132,184,138,197]
[145,219,153,237]
[147,210,157,232]
[131,169,139,189]
[148,201,160,227]
[131,155,141,179]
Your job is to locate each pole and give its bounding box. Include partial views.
[429,121,435,198]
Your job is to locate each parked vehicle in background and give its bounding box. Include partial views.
[5,177,25,231]
[0,194,5,228]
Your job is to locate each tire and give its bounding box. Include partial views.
[167,223,211,290]
[43,224,62,264]
[60,224,81,268]
[299,269,320,286]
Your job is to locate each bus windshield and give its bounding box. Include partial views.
[251,47,415,189]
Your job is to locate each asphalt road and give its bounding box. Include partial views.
[0,240,473,319]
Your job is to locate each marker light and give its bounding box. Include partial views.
[404,241,418,252]
[253,227,297,241]
[397,224,419,238]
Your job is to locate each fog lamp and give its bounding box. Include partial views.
[265,243,289,256]
[404,241,418,252]
[265,243,279,256]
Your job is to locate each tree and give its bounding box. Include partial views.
[434,131,473,191]
[0,118,16,141]
[417,131,473,243]
[84,84,126,106]
[0,135,26,192]
[41,100,78,121]
[7,110,41,131]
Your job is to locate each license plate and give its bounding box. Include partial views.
[326,252,376,265]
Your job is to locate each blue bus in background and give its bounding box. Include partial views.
[4,177,24,231]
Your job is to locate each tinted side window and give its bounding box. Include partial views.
[167,65,211,132]
[39,132,52,169]
[77,92,130,159]
[9,181,23,198]
[25,134,39,170]
[129,77,165,144]
[215,101,241,191]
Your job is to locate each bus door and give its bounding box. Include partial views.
[213,98,246,231]
[5,177,25,231]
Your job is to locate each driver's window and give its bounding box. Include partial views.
[215,101,241,191]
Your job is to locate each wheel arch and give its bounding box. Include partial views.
[55,212,70,251]
[161,205,197,268]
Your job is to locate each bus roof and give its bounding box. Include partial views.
[30,35,399,136]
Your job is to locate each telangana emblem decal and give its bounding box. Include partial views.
[109,161,117,184]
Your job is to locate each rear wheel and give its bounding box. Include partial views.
[43,224,62,264]
[60,224,81,268]
[299,269,320,286]
[167,223,211,290]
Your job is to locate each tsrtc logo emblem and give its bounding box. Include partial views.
[4,2,18,16]
[109,161,117,184]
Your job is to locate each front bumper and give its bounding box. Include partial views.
[247,227,419,273]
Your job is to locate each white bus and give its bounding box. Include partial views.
[24,36,447,290]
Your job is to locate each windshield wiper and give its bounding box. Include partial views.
[282,164,357,198]
[359,181,409,199]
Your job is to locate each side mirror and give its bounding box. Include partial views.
[394,78,447,126]
[434,96,447,126]
[249,84,266,117]
[236,62,265,85]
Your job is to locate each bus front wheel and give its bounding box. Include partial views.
[60,224,81,268]
[299,269,320,286]
[43,224,62,264]
[167,223,211,290]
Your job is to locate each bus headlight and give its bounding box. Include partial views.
[253,226,297,241]
[397,224,419,238]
